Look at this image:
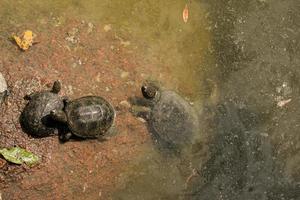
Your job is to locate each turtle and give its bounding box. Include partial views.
[50,96,115,142]
[138,81,200,151]
[20,81,66,137]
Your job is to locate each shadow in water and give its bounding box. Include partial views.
[184,102,299,200]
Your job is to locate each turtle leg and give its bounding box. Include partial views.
[51,80,61,94]
[50,109,68,123]
[24,93,34,100]
[59,132,72,142]
[62,96,70,106]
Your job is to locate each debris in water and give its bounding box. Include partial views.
[0,147,39,166]
[65,28,79,44]
[119,100,131,109]
[87,22,94,33]
[277,98,291,107]
[104,24,112,32]
[12,30,36,50]
[182,4,189,23]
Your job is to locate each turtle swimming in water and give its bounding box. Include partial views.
[50,96,115,142]
[138,81,200,151]
[20,81,66,137]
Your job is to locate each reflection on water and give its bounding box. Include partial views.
[1,0,299,199]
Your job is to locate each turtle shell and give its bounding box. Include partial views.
[149,90,199,148]
[21,91,64,137]
[65,96,115,138]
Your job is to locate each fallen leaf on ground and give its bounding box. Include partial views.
[12,30,36,50]
[0,147,39,166]
[183,4,189,23]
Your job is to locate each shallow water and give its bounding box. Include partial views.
[0,0,299,199]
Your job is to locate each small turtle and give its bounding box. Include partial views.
[20,81,66,137]
[139,82,200,151]
[50,96,115,142]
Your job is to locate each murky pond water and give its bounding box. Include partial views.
[0,0,299,199]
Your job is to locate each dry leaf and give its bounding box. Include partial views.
[183,4,189,23]
[12,30,35,51]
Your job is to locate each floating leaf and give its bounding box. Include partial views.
[0,147,39,166]
[182,4,189,23]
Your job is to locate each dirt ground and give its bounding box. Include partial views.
[0,17,169,200]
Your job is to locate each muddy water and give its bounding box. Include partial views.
[1,0,300,199]
[0,0,213,99]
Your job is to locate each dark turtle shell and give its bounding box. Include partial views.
[21,91,64,137]
[64,96,115,138]
[149,90,199,149]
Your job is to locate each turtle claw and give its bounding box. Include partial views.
[59,132,72,142]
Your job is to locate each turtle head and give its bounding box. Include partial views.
[51,80,61,94]
[141,82,160,101]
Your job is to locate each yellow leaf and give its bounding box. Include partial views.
[12,30,35,51]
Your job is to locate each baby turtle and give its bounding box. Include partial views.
[140,82,200,151]
[20,81,66,137]
[50,96,115,142]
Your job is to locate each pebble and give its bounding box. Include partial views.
[65,28,79,44]
[0,72,8,103]
[137,117,146,123]
[120,40,130,47]
[87,22,94,33]
[103,24,112,32]
[119,100,131,108]
[120,71,129,79]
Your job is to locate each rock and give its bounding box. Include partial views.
[120,40,130,47]
[104,24,112,32]
[0,157,7,168]
[137,117,146,123]
[65,28,79,44]
[120,71,129,79]
[119,100,131,109]
[87,22,94,33]
[0,73,8,103]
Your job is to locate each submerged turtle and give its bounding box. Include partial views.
[20,81,66,137]
[139,82,200,151]
[50,96,115,142]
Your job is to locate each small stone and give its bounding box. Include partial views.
[65,28,79,44]
[104,24,112,32]
[87,22,94,33]
[67,85,74,95]
[120,71,129,79]
[120,40,130,47]
[0,158,7,168]
[95,73,101,82]
[105,87,110,92]
[0,72,8,103]
[119,100,131,108]
[137,117,146,123]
